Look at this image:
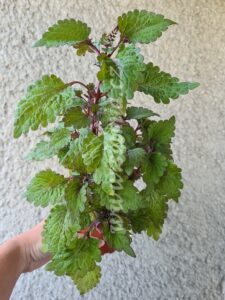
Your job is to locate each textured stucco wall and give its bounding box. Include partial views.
[0,0,225,299]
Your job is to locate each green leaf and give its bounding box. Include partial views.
[124,148,146,175]
[145,191,168,240]
[126,106,159,120]
[72,265,101,295]
[26,127,71,161]
[118,10,176,44]
[148,116,175,144]
[34,19,91,47]
[82,132,103,172]
[138,63,200,103]
[58,129,89,173]
[130,191,168,240]
[156,162,183,201]
[142,152,168,185]
[26,141,55,161]
[49,127,71,150]
[102,222,135,257]
[121,124,136,148]
[99,97,127,126]
[128,208,151,233]
[42,204,80,254]
[93,126,126,195]
[65,179,87,217]
[63,107,90,129]
[47,238,101,277]
[14,75,74,138]
[25,170,66,207]
[98,44,145,99]
[119,180,142,212]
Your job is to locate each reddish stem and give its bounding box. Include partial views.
[67,81,89,90]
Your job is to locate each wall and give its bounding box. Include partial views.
[0,0,225,299]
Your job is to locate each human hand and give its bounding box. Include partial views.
[16,221,51,273]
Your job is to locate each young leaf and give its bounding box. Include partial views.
[138,63,200,104]
[42,204,80,254]
[126,106,159,120]
[34,19,91,48]
[25,170,66,207]
[63,107,90,129]
[156,162,183,201]
[118,10,176,44]
[98,44,145,99]
[14,75,74,138]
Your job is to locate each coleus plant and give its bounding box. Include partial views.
[14,10,199,294]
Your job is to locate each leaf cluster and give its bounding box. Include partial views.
[14,9,199,294]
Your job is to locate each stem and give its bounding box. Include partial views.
[67,81,89,90]
[108,36,123,57]
[84,219,100,238]
[87,40,101,55]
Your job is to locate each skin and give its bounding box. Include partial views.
[0,222,50,300]
[0,223,114,300]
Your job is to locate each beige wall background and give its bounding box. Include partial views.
[0,0,225,299]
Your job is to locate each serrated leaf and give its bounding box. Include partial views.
[138,63,200,103]
[49,127,71,150]
[26,141,55,161]
[72,265,101,295]
[146,191,168,240]
[82,132,103,172]
[14,75,74,138]
[148,116,175,144]
[128,208,151,233]
[126,106,159,120]
[25,170,66,207]
[121,123,136,148]
[119,180,142,212]
[124,148,146,175]
[34,19,91,47]
[26,127,71,161]
[65,179,87,216]
[118,10,176,44]
[42,204,80,254]
[46,238,101,277]
[102,222,135,257]
[142,152,168,185]
[58,128,89,173]
[93,126,126,195]
[63,106,90,129]
[75,44,93,56]
[156,162,183,201]
[99,97,127,126]
[98,44,145,99]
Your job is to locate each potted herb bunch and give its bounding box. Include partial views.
[14,10,199,294]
